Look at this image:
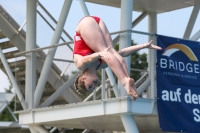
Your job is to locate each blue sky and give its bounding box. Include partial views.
[0,0,200,92]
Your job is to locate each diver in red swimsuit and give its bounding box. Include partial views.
[73,16,162,100]
[73,16,102,70]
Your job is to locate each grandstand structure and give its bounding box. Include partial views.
[0,0,200,133]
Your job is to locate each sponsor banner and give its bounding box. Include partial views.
[157,35,200,133]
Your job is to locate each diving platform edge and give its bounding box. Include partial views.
[16,97,161,132]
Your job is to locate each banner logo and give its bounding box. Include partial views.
[160,43,199,75]
[162,43,198,61]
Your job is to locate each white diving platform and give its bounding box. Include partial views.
[16,97,161,132]
[85,0,195,13]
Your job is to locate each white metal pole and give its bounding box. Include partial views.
[101,69,106,99]
[106,82,111,99]
[119,0,133,96]
[148,13,157,33]
[105,68,120,97]
[26,0,37,109]
[78,0,90,16]
[190,29,200,41]
[0,47,27,109]
[183,1,200,39]
[148,12,157,99]
[120,114,139,133]
[119,1,139,133]
[34,0,72,108]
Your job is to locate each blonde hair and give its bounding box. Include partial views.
[74,73,88,95]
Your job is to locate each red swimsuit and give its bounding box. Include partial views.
[73,16,102,69]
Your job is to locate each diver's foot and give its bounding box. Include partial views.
[124,78,138,100]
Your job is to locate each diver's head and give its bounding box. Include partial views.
[74,72,98,94]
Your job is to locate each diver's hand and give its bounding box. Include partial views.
[98,46,111,60]
[143,40,162,50]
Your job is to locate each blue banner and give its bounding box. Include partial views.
[157,34,200,133]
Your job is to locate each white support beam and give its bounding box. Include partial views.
[119,0,133,97]
[137,78,151,96]
[78,0,90,16]
[101,69,106,99]
[132,12,147,28]
[119,1,139,133]
[190,29,200,41]
[105,68,120,97]
[0,11,26,51]
[34,0,73,108]
[148,12,157,99]
[0,47,27,109]
[26,0,37,109]
[120,114,139,133]
[148,13,157,33]
[183,1,200,39]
